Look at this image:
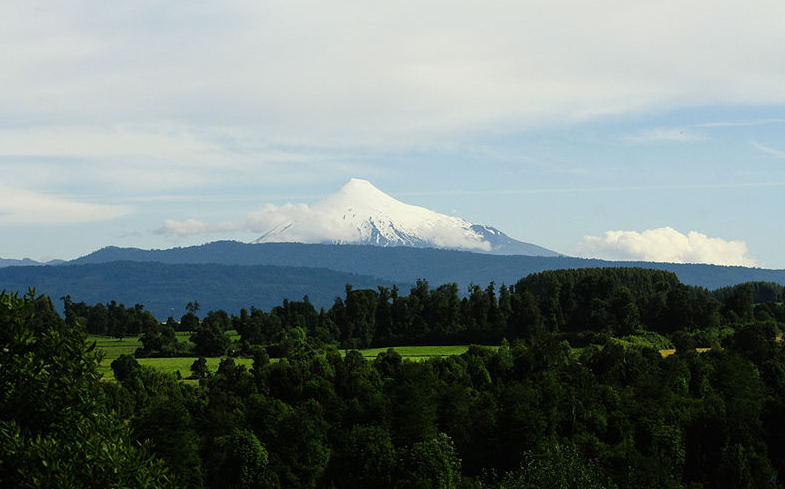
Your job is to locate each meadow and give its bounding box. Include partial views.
[91,334,474,381]
[344,344,475,360]
[91,333,253,382]
[93,331,715,381]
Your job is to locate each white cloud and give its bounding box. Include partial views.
[0,125,216,159]
[575,227,757,267]
[153,203,313,237]
[752,141,785,158]
[626,128,708,143]
[153,218,243,236]
[154,200,494,251]
[0,123,354,196]
[154,202,376,243]
[696,119,785,128]
[0,181,130,224]
[2,1,785,147]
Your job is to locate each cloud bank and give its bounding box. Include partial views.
[154,203,309,236]
[575,227,756,267]
[154,201,494,251]
[0,182,129,225]
[3,1,785,149]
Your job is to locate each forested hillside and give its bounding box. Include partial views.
[0,261,402,318]
[4,268,785,488]
[69,241,785,290]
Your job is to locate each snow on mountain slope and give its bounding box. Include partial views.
[253,179,559,256]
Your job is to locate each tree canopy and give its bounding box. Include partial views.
[0,290,177,488]
[4,267,785,488]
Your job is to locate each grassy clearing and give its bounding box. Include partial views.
[346,345,479,361]
[92,334,718,373]
[89,335,142,362]
[98,356,254,383]
[350,344,718,361]
[659,347,712,358]
[90,331,237,358]
[137,356,253,377]
[90,334,250,382]
[93,336,478,380]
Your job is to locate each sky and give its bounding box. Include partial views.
[1,0,784,269]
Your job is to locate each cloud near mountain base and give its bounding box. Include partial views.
[153,203,398,244]
[154,200,494,251]
[153,203,312,237]
[575,227,756,267]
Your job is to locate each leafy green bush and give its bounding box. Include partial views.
[0,290,177,488]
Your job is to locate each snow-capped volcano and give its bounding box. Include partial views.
[253,178,559,256]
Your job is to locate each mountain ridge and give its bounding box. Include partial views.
[67,241,785,290]
[0,257,66,268]
[3,241,784,319]
[0,260,402,319]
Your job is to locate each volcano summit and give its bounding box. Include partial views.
[254,179,558,256]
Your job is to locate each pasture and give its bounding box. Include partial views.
[348,344,477,360]
[659,347,712,358]
[96,353,254,383]
[90,333,251,382]
[91,334,480,381]
[92,333,717,381]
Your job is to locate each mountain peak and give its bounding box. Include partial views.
[342,178,377,190]
[330,178,396,206]
[253,179,559,256]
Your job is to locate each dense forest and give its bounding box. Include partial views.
[65,268,783,358]
[3,267,785,488]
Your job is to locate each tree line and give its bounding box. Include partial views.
[64,268,784,360]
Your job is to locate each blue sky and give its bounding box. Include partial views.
[1,1,784,268]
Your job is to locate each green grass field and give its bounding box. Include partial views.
[96,353,254,383]
[659,347,712,358]
[90,334,251,382]
[93,333,721,379]
[91,334,483,380]
[346,345,479,360]
[90,331,236,360]
[90,335,143,361]
[101,335,720,378]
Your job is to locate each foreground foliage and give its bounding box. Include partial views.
[0,291,176,488]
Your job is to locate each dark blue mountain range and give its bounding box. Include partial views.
[1,241,783,319]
